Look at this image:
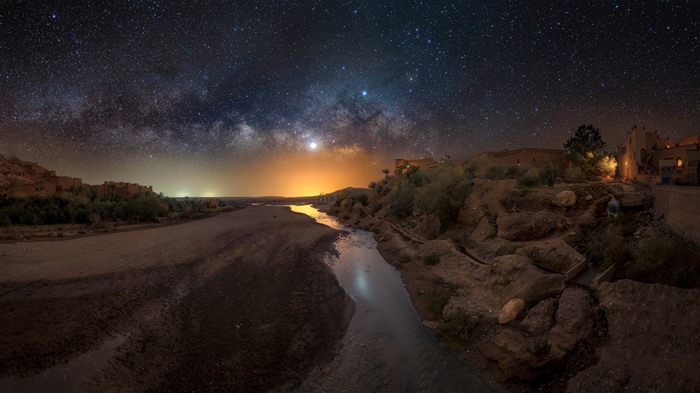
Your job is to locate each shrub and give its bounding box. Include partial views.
[539,161,558,186]
[518,173,541,188]
[530,337,551,358]
[439,311,476,339]
[486,166,505,180]
[422,253,441,266]
[387,182,415,219]
[505,165,524,179]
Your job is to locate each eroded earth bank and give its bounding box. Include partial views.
[332,179,700,392]
[0,206,354,392]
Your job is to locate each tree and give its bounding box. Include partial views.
[564,124,607,177]
[382,168,390,179]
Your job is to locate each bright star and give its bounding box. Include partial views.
[309,142,318,150]
[361,90,367,96]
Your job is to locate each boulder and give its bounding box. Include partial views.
[470,216,497,242]
[554,287,593,340]
[551,190,576,207]
[499,298,527,324]
[497,211,566,241]
[459,194,486,226]
[517,241,583,273]
[520,298,558,336]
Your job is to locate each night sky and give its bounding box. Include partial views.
[1,1,698,196]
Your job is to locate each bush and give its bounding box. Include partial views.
[539,161,558,186]
[518,173,541,188]
[387,182,415,219]
[505,165,524,179]
[439,311,476,339]
[415,166,472,229]
[486,166,505,180]
[422,253,441,266]
[530,337,551,358]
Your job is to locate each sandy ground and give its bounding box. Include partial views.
[0,205,354,392]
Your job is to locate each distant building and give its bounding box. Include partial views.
[0,154,155,197]
[617,126,700,185]
[468,147,566,170]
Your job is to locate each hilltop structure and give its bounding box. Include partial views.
[0,155,153,197]
[617,126,699,185]
[395,147,566,173]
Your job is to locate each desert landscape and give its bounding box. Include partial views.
[328,172,700,392]
[0,206,354,392]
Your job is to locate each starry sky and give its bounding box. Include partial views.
[1,1,698,196]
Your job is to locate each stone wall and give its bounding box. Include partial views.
[653,185,700,244]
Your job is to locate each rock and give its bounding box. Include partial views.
[554,287,593,340]
[584,194,593,201]
[496,211,566,241]
[515,273,566,304]
[551,190,576,207]
[520,298,558,336]
[417,240,453,258]
[459,194,486,226]
[577,212,597,227]
[566,280,700,392]
[499,298,527,324]
[617,192,651,208]
[470,216,497,242]
[517,240,584,274]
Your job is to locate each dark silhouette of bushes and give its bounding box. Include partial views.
[0,193,211,226]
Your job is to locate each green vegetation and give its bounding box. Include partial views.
[0,193,237,226]
[572,213,700,288]
[564,124,617,178]
[439,311,476,339]
[530,337,551,358]
[539,161,558,186]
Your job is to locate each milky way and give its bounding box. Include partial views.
[1,1,698,195]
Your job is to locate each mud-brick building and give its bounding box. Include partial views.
[617,126,700,185]
[468,147,566,169]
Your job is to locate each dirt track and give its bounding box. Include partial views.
[0,205,354,392]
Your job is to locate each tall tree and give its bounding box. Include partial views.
[564,124,608,177]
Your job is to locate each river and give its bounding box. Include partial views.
[290,205,504,393]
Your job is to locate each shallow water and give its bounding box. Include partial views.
[290,205,504,393]
[0,334,127,393]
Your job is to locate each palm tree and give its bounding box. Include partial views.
[382,168,390,179]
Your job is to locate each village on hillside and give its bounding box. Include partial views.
[394,126,699,187]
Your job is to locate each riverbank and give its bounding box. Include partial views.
[0,205,354,392]
[329,178,700,392]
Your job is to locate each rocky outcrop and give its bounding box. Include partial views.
[551,190,576,207]
[470,216,496,242]
[566,280,700,392]
[496,211,566,241]
[520,298,557,336]
[459,194,486,226]
[547,288,593,353]
[517,240,584,274]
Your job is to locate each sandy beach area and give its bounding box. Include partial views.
[0,205,354,392]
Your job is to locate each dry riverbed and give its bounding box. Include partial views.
[0,205,354,392]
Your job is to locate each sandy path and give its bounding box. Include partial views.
[0,205,354,392]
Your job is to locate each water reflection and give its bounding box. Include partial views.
[291,205,504,393]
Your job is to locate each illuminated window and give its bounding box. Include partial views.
[677,158,683,167]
